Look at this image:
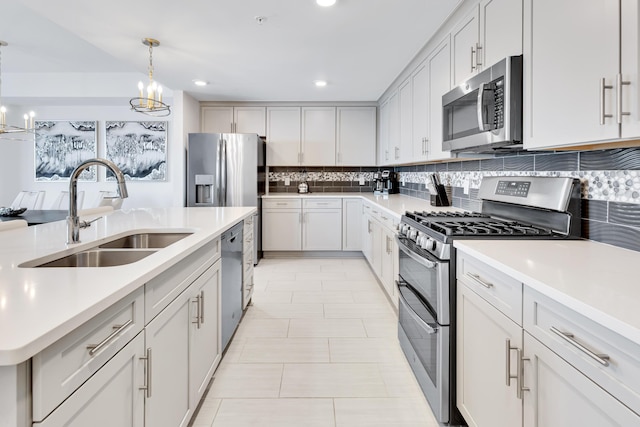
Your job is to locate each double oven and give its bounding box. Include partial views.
[395,176,581,426]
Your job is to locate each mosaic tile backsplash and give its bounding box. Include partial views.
[268,147,640,252]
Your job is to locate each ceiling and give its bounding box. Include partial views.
[1,0,462,103]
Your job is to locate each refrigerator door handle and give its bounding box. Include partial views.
[221,138,228,206]
[215,139,222,206]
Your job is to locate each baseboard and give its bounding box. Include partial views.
[262,251,364,259]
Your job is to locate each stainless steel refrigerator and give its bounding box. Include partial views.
[186,132,265,263]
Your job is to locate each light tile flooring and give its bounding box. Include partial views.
[190,258,439,427]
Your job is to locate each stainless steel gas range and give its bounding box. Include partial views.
[396,176,581,426]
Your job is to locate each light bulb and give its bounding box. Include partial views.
[317,0,336,6]
[0,106,6,113]
[29,111,35,118]
[138,81,144,91]
[314,80,328,87]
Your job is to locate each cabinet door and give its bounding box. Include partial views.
[302,209,342,250]
[457,282,522,427]
[388,92,400,163]
[362,213,373,262]
[370,219,383,277]
[145,290,191,427]
[427,36,453,161]
[398,78,413,164]
[523,0,620,149]
[621,0,640,138]
[378,99,391,165]
[452,5,480,85]
[201,106,233,133]
[342,198,362,251]
[234,106,266,135]
[380,227,398,307]
[412,60,429,161]
[189,261,221,410]
[262,209,302,250]
[266,107,301,166]
[301,107,336,166]
[480,0,522,69]
[336,107,377,166]
[37,333,145,427]
[523,332,640,427]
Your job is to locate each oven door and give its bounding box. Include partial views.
[397,282,450,424]
[396,236,450,324]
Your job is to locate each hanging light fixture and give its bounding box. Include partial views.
[0,41,36,141]
[129,38,171,117]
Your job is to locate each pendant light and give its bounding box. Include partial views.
[129,38,171,117]
[0,41,36,141]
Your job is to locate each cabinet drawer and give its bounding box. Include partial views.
[303,198,342,209]
[524,286,640,415]
[457,252,523,324]
[263,198,301,209]
[145,238,219,324]
[377,211,399,231]
[32,287,144,422]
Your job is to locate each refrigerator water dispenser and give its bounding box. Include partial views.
[195,174,214,204]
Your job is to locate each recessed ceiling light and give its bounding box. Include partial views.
[314,80,328,87]
[193,80,209,86]
[316,0,336,6]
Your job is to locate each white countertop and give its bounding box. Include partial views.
[263,193,462,218]
[0,207,256,366]
[454,239,640,345]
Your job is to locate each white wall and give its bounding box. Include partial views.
[0,91,200,209]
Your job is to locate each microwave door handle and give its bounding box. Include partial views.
[477,82,489,131]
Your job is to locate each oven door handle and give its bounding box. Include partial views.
[396,236,438,269]
[397,282,437,335]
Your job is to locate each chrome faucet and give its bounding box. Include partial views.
[67,158,129,244]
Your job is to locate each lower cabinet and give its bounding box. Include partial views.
[342,198,362,251]
[380,226,399,309]
[262,199,302,251]
[302,208,342,250]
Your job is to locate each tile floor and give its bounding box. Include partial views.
[190,257,439,427]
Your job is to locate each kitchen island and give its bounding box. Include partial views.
[0,206,256,427]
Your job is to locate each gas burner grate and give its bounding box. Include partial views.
[432,220,553,236]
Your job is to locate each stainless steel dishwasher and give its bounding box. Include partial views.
[221,222,243,351]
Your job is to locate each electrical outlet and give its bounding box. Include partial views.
[358,176,365,186]
[284,177,290,186]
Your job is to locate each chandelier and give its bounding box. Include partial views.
[0,41,36,141]
[129,38,171,117]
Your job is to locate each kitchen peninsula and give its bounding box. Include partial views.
[0,206,256,427]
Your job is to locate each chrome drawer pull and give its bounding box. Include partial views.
[505,339,518,386]
[199,290,205,324]
[139,347,152,398]
[86,319,133,356]
[550,326,610,367]
[467,273,493,289]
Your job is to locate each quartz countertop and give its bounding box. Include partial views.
[453,239,640,346]
[263,192,461,218]
[0,207,256,365]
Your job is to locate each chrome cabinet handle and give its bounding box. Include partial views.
[86,319,133,356]
[276,202,287,206]
[467,272,493,289]
[617,73,631,124]
[471,45,476,72]
[192,294,201,328]
[550,326,610,366]
[475,43,482,68]
[600,78,614,124]
[517,349,529,399]
[139,348,152,398]
[200,290,205,324]
[505,339,517,386]
[395,147,400,159]
[367,220,371,234]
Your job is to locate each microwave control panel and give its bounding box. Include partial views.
[496,180,530,198]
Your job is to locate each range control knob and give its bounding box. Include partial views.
[421,237,437,251]
[408,228,418,241]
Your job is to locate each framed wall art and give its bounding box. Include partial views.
[105,121,167,181]
[34,120,97,181]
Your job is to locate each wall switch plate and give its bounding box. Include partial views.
[284,177,290,186]
[358,177,365,185]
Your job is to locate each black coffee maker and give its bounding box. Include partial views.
[373,170,399,195]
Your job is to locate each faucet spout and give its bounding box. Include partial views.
[67,158,129,244]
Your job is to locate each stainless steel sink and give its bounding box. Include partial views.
[99,232,192,249]
[34,249,157,268]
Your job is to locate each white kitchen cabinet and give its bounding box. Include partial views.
[336,107,377,166]
[266,107,301,166]
[388,92,400,164]
[369,217,383,278]
[457,281,523,427]
[380,226,398,309]
[451,5,480,86]
[621,0,640,138]
[362,204,373,262]
[398,78,413,163]
[523,332,640,427]
[426,36,453,161]
[378,98,391,165]
[302,198,342,251]
[36,333,145,427]
[262,198,302,251]
[201,106,266,135]
[145,282,192,427]
[523,0,622,148]
[342,198,362,251]
[411,59,430,162]
[301,107,336,166]
[189,261,222,410]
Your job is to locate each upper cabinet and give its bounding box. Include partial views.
[336,107,377,166]
[378,98,391,165]
[452,0,523,86]
[301,107,336,166]
[266,107,301,166]
[523,0,640,149]
[201,106,266,135]
[398,79,414,163]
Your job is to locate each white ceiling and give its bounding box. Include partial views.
[1,0,461,103]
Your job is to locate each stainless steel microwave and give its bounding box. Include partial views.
[442,55,523,153]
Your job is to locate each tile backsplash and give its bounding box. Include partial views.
[268,147,640,252]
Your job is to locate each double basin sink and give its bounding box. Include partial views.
[22,232,192,268]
